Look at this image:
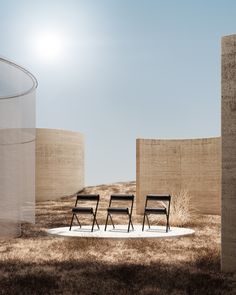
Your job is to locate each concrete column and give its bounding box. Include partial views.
[222,34,236,272]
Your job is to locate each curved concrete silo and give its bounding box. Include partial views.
[36,128,84,201]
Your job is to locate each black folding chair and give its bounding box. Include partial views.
[142,194,171,232]
[105,194,135,233]
[69,194,100,232]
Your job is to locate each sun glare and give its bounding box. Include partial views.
[33,30,65,62]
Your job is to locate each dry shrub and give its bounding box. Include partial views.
[169,188,192,227]
[148,188,192,227]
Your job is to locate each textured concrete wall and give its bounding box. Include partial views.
[136,138,221,215]
[222,34,236,272]
[36,128,84,201]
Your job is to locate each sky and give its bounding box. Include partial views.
[0,0,236,185]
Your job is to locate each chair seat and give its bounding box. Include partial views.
[145,207,167,214]
[72,207,93,214]
[108,207,129,214]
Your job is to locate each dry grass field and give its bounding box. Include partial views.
[0,181,235,295]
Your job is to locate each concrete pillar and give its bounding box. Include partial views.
[222,34,236,272]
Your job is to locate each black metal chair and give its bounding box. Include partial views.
[105,194,135,233]
[142,194,171,232]
[69,194,100,232]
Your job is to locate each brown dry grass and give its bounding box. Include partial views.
[169,188,193,226]
[0,181,235,295]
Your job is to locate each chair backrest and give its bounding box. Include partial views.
[110,194,134,201]
[146,195,171,202]
[75,194,100,208]
[77,194,100,201]
[145,194,171,213]
[109,194,135,214]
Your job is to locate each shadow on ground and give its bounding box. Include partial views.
[0,254,233,295]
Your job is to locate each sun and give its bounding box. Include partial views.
[33,30,65,62]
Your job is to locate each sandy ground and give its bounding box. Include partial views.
[0,181,235,295]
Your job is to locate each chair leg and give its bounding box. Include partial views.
[142,213,146,231]
[130,217,134,230]
[91,213,100,231]
[95,217,100,229]
[109,214,115,229]
[166,214,168,232]
[166,214,170,232]
[127,215,132,233]
[69,214,74,231]
[75,215,82,228]
[91,213,96,232]
[104,213,109,231]
[146,214,151,229]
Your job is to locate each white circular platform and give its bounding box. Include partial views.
[47,225,195,239]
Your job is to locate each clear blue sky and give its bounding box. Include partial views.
[0,0,235,185]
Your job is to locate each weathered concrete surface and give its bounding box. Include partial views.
[222,34,236,272]
[136,138,221,215]
[36,128,84,201]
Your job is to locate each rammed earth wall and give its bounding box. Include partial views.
[136,137,221,215]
